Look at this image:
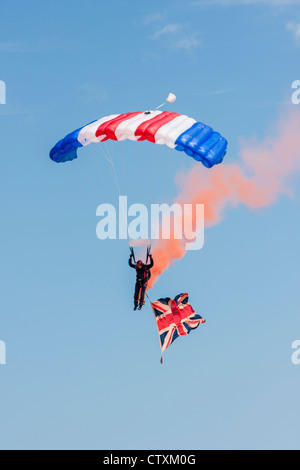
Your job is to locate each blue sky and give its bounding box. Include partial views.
[0,0,300,450]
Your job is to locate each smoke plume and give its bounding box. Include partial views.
[148,110,300,288]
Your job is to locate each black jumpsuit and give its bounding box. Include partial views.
[129,256,154,305]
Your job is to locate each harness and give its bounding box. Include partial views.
[136,266,151,284]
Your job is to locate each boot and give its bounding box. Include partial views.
[134,302,138,311]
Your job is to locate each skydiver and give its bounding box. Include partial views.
[129,254,154,310]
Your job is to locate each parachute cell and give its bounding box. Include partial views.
[50,110,228,168]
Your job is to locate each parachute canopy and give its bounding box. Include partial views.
[50,110,228,168]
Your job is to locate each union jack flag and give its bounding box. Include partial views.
[151,293,205,363]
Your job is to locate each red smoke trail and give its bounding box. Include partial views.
[148,110,300,289]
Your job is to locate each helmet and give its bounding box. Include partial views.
[136,260,143,266]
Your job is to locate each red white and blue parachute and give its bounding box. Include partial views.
[50,110,228,168]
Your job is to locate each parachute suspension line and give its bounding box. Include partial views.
[145,245,151,264]
[89,141,113,165]
[103,142,128,230]
[86,145,107,188]
[130,247,136,264]
[155,102,166,110]
[90,142,128,230]
[104,142,123,198]
[75,152,102,198]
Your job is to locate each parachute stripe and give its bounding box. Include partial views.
[134,111,174,141]
[49,120,98,163]
[115,111,162,141]
[176,124,212,156]
[161,116,197,148]
[154,115,188,145]
[197,131,221,154]
[78,114,119,145]
[95,112,141,141]
[50,110,228,167]
[207,137,228,164]
[175,122,228,167]
[139,111,181,143]
[175,122,205,151]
